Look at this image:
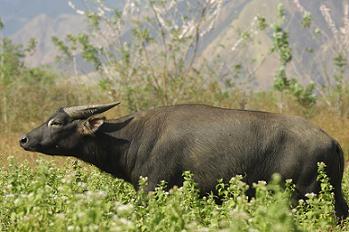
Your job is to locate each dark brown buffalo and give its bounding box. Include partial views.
[19,103,348,218]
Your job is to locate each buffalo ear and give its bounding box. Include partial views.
[80,116,105,135]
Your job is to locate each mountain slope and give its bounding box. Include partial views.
[198,0,346,88]
[2,0,346,88]
[11,14,86,66]
[0,0,75,35]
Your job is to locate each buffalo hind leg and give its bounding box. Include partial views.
[333,184,349,219]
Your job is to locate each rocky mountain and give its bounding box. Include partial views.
[11,14,86,66]
[1,0,347,88]
[198,0,348,88]
[0,0,75,35]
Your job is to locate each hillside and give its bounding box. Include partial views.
[198,0,347,88]
[0,0,75,35]
[2,0,347,87]
[11,14,86,66]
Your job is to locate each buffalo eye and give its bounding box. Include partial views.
[48,119,64,128]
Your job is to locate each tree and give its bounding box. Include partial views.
[0,38,25,85]
[56,0,226,109]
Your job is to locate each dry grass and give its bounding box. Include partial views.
[1,78,349,167]
[0,133,68,167]
[1,99,349,168]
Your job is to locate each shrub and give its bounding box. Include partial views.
[0,159,348,231]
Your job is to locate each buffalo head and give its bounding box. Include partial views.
[19,102,119,155]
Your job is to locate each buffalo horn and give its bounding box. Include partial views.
[63,102,120,119]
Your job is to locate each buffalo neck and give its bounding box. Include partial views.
[76,132,132,182]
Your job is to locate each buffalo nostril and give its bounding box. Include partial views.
[20,136,29,145]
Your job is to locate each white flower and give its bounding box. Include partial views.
[117,204,133,215]
[305,192,317,198]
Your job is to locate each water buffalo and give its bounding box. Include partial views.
[19,102,348,218]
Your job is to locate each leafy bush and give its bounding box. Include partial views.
[1,158,348,231]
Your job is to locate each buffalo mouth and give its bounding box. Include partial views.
[22,146,36,152]
[20,142,67,156]
[19,136,53,154]
[19,142,41,152]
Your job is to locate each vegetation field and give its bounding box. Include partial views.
[0,158,348,232]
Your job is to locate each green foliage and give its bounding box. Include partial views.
[270,6,316,112]
[294,163,338,231]
[250,174,299,232]
[273,67,289,92]
[1,159,348,231]
[86,12,101,29]
[76,33,102,69]
[24,38,37,55]
[302,12,312,28]
[0,34,58,132]
[272,25,292,65]
[331,53,348,116]
[277,3,286,21]
[288,80,316,109]
[333,53,347,92]
[256,16,267,31]
[52,36,73,59]
[0,17,4,31]
[334,53,347,70]
[0,38,25,86]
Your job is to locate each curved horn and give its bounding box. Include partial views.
[63,102,120,119]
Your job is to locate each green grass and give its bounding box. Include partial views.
[0,157,348,231]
